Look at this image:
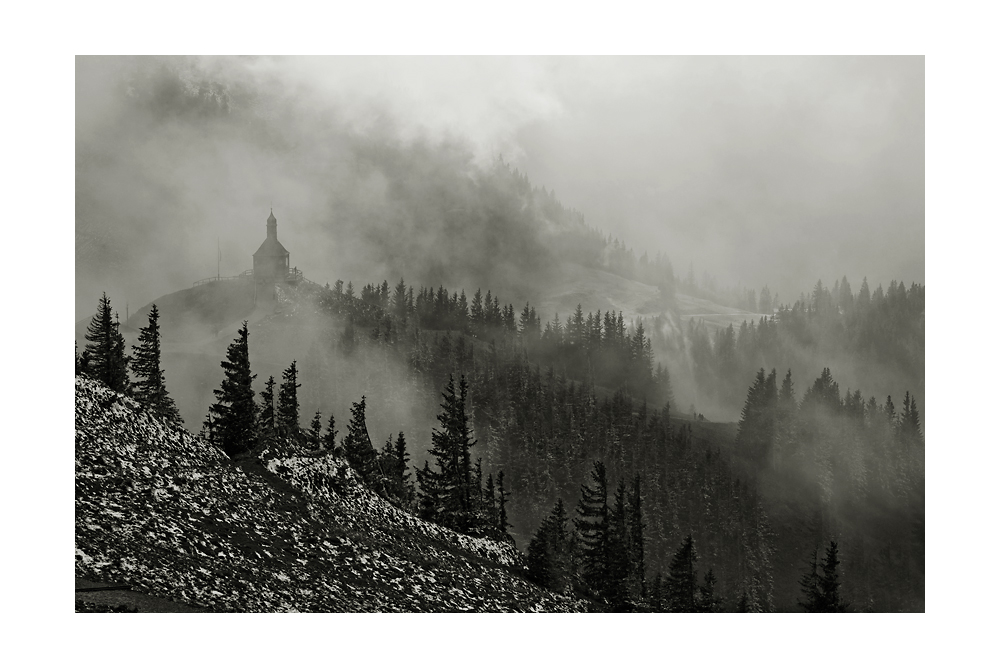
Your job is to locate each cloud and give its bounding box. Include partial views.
[75,56,923,322]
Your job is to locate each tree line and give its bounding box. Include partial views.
[732,363,924,610]
[77,293,181,425]
[322,277,673,406]
[667,277,924,416]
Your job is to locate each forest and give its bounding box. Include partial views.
[666,276,925,419]
[78,254,924,610]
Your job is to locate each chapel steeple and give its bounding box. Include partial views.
[266,208,277,239]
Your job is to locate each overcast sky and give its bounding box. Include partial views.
[511,56,924,298]
[76,56,923,318]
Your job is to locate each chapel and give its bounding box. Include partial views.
[252,209,290,285]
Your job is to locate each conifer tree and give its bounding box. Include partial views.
[205,322,257,457]
[657,364,675,409]
[606,478,631,607]
[649,572,665,612]
[496,470,512,537]
[343,396,381,488]
[393,431,413,506]
[484,473,497,526]
[798,547,823,612]
[76,341,91,377]
[527,524,553,589]
[528,499,573,592]
[277,361,301,440]
[416,460,444,523]
[628,474,646,598]
[470,288,484,334]
[735,368,778,464]
[322,414,338,453]
[547,499,571,590]
[379,435,397,492]
[84,292,130,393]
[697,570,722,612]
[423,375,478,531]
[819,541,849,612]
[393,278,408,319]
[775,368,797,464]
[377,432,410,505]
[130,304,180,423]
[900,391,923,446]
[308,411,323,449]
[798,541,848,612]
[109,321,130,393]
[258,375,277,445]
[575,460,610,595]
[665,535,699,612]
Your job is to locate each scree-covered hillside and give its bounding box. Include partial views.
[75,377,587,612]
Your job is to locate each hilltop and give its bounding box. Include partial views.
[75,377,587,612]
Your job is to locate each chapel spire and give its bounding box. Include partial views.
[266,208,277,239]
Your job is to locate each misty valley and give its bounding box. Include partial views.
[74,56,924,614]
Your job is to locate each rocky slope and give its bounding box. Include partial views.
[75,377,587,612]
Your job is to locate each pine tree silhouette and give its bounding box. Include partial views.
[205,322,257,457]
[277,361,301,442]
[798,541,849,612]
[84,292,130,394]
[575,460,610,596]
[131,304,180,424]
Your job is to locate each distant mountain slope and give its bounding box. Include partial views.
[537,262,665,323]
[75,377,587,612]
[538,261,762,336]
[673,292,767,331]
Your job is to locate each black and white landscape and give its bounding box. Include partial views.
[75,55,924,613]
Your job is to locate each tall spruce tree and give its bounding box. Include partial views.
[84,292,130,393]
[627,474,646,599]
[606,478,631,607]
[205,322,257,457]
[527,499,572,592]
[665,535,699,612]
[735,368,778,464]
[900,391,923,447]
[393,432,413,506]
[258,375,277,445]
[342,396,382,490]
[496,470,511,537]
[799,547,823,612]
[484,473,497,526]
[130,304,180,423]
[775,368,797,465]
[698,570,723,612]
[308,411,323,448]
[527,523,553,589]
[416,461,445,523]
[819,541,849,612]
[277,361,301,441]
[322,414,339,453]
[798,541,849,612]
[575,460,610,596]
[422,375,478,531]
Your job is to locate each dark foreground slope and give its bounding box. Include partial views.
[75,377,586,612]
